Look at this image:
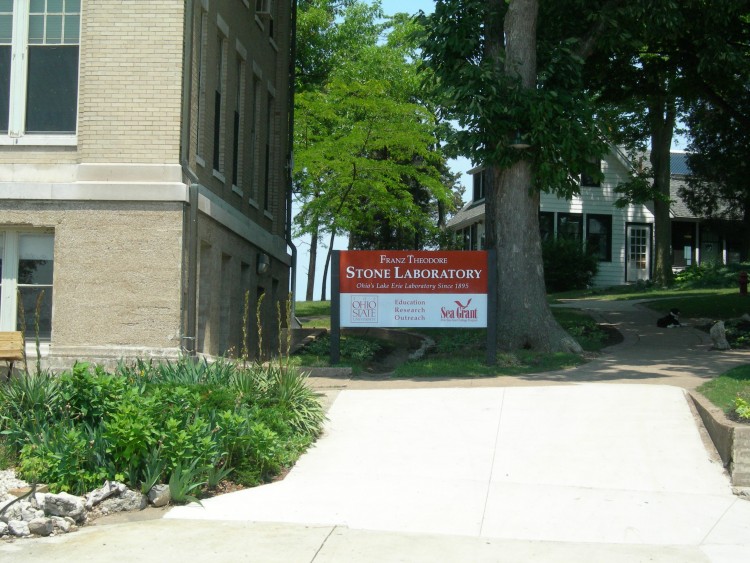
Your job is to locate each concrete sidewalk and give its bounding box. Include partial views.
[2,298,750,562]
[5,384,749,562]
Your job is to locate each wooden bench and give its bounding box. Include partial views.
[0,331,24,375]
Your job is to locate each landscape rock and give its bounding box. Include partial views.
[0,521,7,536]
[27,517,54,537]
[8,519,30,537]
[0,498,22,522]
[44,492,86,523]
[148,484,171,507]
[710,321,731,350]
[85,480,128,509]
[96,488,147,514]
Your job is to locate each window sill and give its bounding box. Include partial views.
[248,197,259,209]
[264,210,273,221]
[196,155,206,168]
[0,135,76,147]
[243,0,249,7]
[212,169,226,183]
[255,15,265,31]
[269,38,278,53]
[232,184,243,197]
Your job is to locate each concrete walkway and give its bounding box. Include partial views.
[3,298,750,562]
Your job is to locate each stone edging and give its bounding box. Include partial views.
[689,391,750,487]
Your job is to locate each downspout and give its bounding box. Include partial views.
[286,0,298,319]
[180,0,199,356]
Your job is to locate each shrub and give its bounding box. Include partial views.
[1,357,325,497]
[674,262,750,289]
[542,238,599,292]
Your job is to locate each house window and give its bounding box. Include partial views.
[586,214,612,262]
[0,0,80,139]
[580,158,602,187]
[539,212,554,241]
[557,213,583,241]
[0,230,54,339]
[472,172,485,202]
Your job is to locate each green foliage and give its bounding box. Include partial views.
[0,358,325,496]
[294,2,458,253]
[168,461,205,505]
[542,238,599,292]
[735,396,750,421]
[295,333,382,367]
[674,263,750,289]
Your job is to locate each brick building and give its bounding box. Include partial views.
[0,0,293,366]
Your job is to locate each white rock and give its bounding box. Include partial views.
[710,321,731,350]
[45,492,86,523]
[8,519,30,537]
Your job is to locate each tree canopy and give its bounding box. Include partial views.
[293,1,460,299]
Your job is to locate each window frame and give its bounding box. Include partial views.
[0,228,54,340]
[0,0,80,146]
[585,214,612,262]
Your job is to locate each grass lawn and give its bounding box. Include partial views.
[639,292,749,319]
[697,365,750,422]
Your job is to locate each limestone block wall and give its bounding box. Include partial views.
[0,201,184,356]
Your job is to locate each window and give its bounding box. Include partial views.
[263,94,274,211]
[580,158,602,187]
[0,230,54,339]
[0,0,80,140]
[231,55,245,191]
[586,214,612,262]
[248,72,261,203]
[539,212,554,241]
[213,34,226,174]
[195,9,207,164]
[557,213,582,241]
[472,172,485,202]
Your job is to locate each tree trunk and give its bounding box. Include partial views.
[648,93,676,287]
[492,0,582,354]
[305,223,318,301]
[320,231,335,302]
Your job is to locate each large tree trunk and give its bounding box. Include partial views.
[649,93,676,286]
[492,0,582,353]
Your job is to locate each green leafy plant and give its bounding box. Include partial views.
[542,238,599,292]
[735,396,750,421]
[168,460,206,505]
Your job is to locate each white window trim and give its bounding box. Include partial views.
[4,0,80,143]
[0,228,54,338]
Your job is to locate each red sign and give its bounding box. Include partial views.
[339,250,487,294]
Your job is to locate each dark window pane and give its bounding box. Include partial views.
[17,286,52,339]
[213,90,221,170]
[26,45,79,133]
[586,215,612,262]
[232,110,240,186]
[0,46,9,132]
[558,213,582,241]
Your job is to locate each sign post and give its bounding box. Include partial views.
[331,250,495,364]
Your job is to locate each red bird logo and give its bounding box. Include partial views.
[455,298,472,309]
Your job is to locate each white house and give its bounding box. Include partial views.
[447,149,743,286]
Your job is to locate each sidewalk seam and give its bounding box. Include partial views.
[310,525,338,562]
[479,390,506,536]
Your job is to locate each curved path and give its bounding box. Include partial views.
[4,299,750,562]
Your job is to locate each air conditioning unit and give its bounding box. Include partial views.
[256,0,272,15]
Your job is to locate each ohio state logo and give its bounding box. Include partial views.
[350,295,378,323]
[441,298,478,321]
